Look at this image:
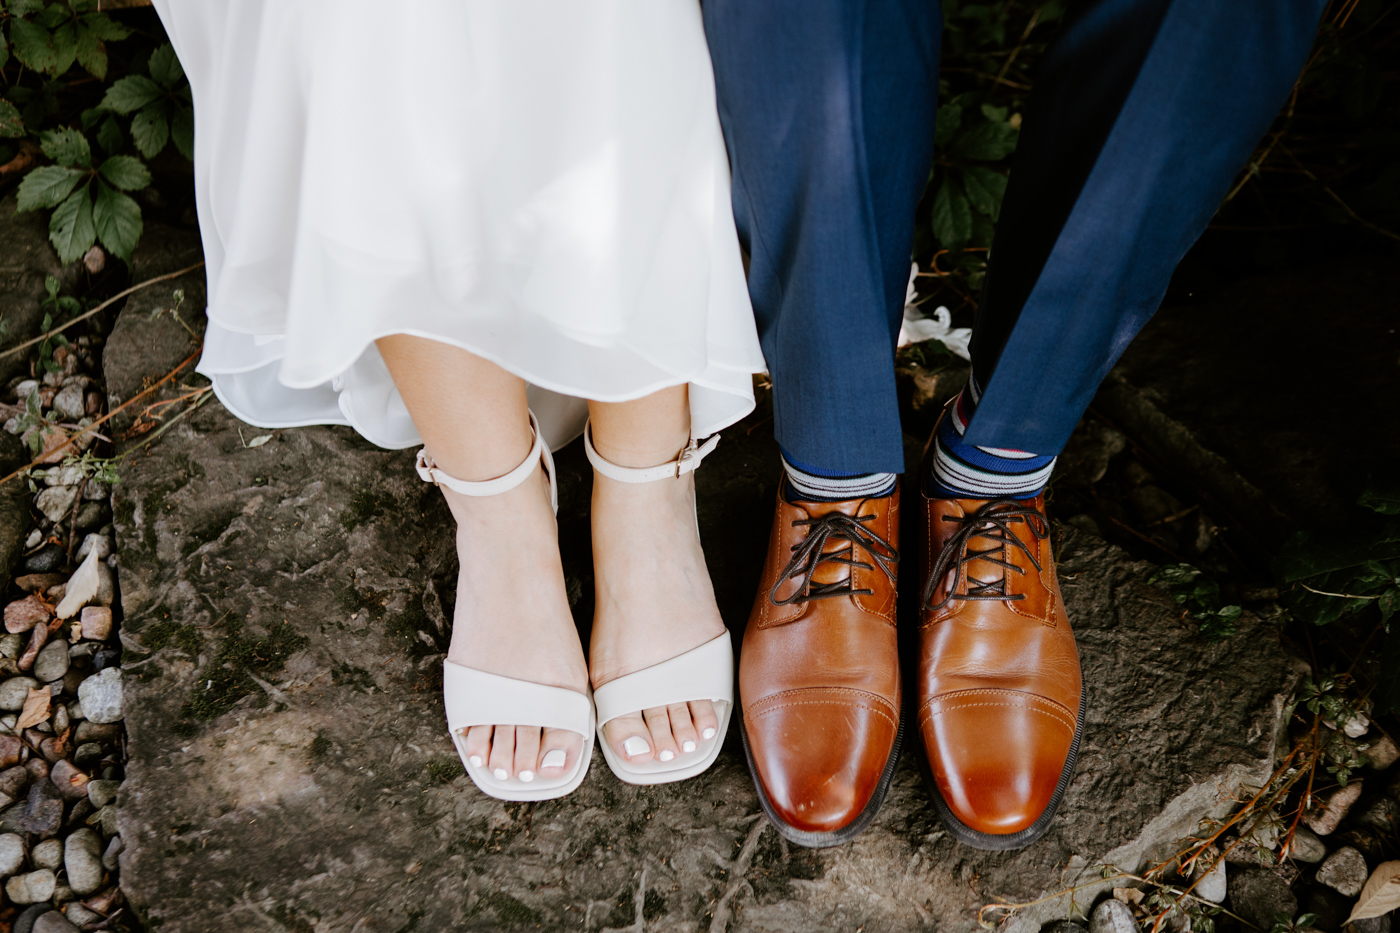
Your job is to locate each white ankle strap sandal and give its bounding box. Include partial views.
[419,410,594,802]
[583,422,735,786]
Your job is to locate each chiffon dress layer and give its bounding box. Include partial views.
[151,1,765,451]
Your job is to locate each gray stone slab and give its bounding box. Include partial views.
[106,235,1306,933]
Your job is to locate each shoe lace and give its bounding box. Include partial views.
[920,499,1049,611]
[769,511,899,605]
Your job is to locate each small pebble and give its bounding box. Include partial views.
[31,641,69,684]
[1287,825,1327,863]
[1365,734,1399,770]
[0,735,19,769]
[17,783,63,834]
[22,545,66,575]
[101,834,121,871]
[74,502,107,534]
[77,669,121,724]
[30,838,62,871]
[63,828,102,896]
[4,597,50,635]
[91,648,119,672]
[1090,897,1139,933]
[5,868,55,904]
[73,745,102,770]
[12,903,50,933]
[17,625,49,673]
[1194,856,1227,903]
[0,766,30,798]
[1318,846,1369,897]
[49,760,88,801]
[14,574,62,594]
[1356,798,1399,834]
[22,529,42,549]
[25,757,49,782]
[0,633,24,659]
[51,883,75,904]
[74,722,119,744]
[85,780,118,809]
[73,534,110,562]
[30,910,78,933]
[63,904,101,927]
[51,384,84,421]
[78,606,111,641]
[0,832,25,877]
[34,487,78,525]
[0,676,39,710]
[50,703,67,735]
[1305,781,1363,835]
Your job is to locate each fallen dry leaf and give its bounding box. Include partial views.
[1347,860,1400,924]
[16,685,51,731]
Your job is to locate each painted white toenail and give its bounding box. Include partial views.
[682,741,696,753]
[469,755,483,768]
[623,736,650,758]
[541,749,567,769]
[519,770,535,783]
[659,749,675,762]
[493,768,508,780]
[702,727,716,740]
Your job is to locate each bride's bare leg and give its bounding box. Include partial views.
[588,385,725,764]
[377,335,588,783]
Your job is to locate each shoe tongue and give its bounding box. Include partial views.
[788,497,871,589]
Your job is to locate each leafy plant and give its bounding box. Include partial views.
[14,125,148,261]
[929,100,1017,250]
[1149,564,1244,640]
[97,40,191,160]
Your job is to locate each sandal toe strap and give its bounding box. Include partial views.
[443,661,593,737]
[593,631,733,728]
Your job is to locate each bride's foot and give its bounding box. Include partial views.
[443,467,590,784]
[589,468,725,765]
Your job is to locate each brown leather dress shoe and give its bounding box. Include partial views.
[740,481,902,847]
[916,436,1084,850]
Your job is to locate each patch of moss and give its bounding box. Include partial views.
[603,888,635,929]
[643,890,665,921]
[139,620,204,656]
[170,721,200,738]
[308,733,332,759]
[331,663,375,691]
[476,893,541,927]
[339,489,382,532]
[180,618,309,721]
[383,600,442,659]
[424,756,462,786]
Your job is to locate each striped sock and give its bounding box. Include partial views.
[781,451,897,502]
[929,379,1056,500]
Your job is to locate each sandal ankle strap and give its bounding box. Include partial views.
[583,420,719,484]
[415,410,558,512]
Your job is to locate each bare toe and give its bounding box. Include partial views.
[689,700,719,742]
[513,726,542,783]
[667,703,699,754]
[643,706,680,763]
[539,727,583,776]
[603,713,653,763]
[487,724,516,781]
[462,725,493,769]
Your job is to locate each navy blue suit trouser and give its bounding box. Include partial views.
[703,0,1327,474]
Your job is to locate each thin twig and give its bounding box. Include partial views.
[0,261,205,360]
[1280,143,1400,242]
[994,7,1041,86]
[1299,582,1379,600]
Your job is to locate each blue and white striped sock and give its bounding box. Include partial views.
[929,379,1056,500]
[781,452,897,503]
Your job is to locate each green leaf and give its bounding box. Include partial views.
[73,21,106,80]
[1379,587,1399,622]
[0,100,24,139]
[962,166,1007,219]
[80,12,131,42]
[9,18,59,74]
[147,41,184,88]
[949,120,1019,161]
[6,0,47,14]
[48,20,76,77]
[935,103,963,151]
[37,4,68,29]
[99,74,163,114]
[97,154,149,192]
[1359,477,1400,515]
[0,30,9,72]
[95,113,123,154]
[15,164,86,211]
[92,178,142,260]
[129,102,169,159]
[171,103,194,160]
[980,103,1009,123]
[40,127,90,167]
[931,177,973,247]
[49,182,96,265]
